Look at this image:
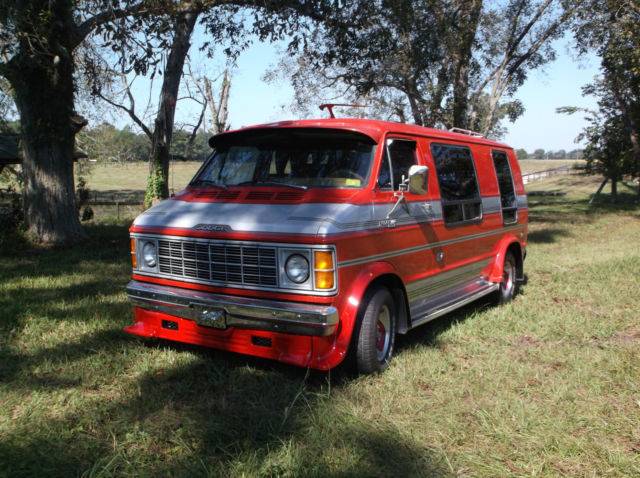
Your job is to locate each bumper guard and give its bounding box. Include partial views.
[126,280,339,336]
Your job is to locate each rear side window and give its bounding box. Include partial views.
[377,139,418,190]
[492,150,517,223]
[431,143,482,224]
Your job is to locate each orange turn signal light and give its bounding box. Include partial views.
[130,238,137,269]
[315,270,335,290]
[314,250,334,270]
[314,250,335,289]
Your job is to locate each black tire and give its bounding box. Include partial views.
[495,251,518,304]
[352,286,397,374]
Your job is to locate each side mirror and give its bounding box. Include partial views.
[408,165,429,195]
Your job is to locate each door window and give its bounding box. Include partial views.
[492,150,517,223]
[431,143,482,224]
[377,139,418,190]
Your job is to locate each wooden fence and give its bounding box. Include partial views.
[522,165,576,185]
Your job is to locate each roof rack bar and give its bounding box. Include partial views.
[449,127,484,138]
[319,103,368,119]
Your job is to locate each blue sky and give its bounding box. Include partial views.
[123,33,600,153]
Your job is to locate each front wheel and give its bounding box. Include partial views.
[352,286,397,374]
[495,251,519,304]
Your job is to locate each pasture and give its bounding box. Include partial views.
[0,172,638,477]
[81,158,580,193]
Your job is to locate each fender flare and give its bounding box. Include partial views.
[488,234,524,283]
[311,261,401,369]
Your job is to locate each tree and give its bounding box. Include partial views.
[144,9,200,206]
[559,79,636,201]
[515,148,529,159]
[0,1,166,244]
[533,148,545,159]
[570,0,640,194]
[269,0,580,136]
[77,123,149,162]
[553,149,566,159]
[0,0,331,244]
[567,149,584,160]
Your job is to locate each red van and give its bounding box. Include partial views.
[125,118,527,373]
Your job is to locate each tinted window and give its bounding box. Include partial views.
[431,144,482,224]
[378,140,417,190]
[492,150,517,223]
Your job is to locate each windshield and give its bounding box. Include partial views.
[191,129,376,189]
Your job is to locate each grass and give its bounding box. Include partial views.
[518,159,584,174]
[1,173,639,477]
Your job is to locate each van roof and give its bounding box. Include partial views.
[214,118,512,149]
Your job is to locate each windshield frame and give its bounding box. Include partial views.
[189,127,378,190]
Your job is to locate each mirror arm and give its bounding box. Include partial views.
[387,189,407,219]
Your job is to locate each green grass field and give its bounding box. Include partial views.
[1,173,638,477]
[518,159,584,174]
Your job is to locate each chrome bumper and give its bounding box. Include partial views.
[126,280,339,336]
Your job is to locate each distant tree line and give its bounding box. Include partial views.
[76,123,211,164]
[515,148,585,160]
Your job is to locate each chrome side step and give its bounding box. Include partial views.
[407,279,499,330]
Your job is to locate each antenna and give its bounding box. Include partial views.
[319,103,368,119]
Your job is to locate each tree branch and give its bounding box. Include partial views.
[95,73,153,139]
[73,2,154,48]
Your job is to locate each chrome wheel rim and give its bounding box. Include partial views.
[375,305,392,362]
[502,260,515,298]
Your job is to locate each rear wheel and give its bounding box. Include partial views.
[353,286,397,374]
[496,251,518,304]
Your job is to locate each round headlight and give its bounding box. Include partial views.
[285,254,309,284]
[142,241,157,268]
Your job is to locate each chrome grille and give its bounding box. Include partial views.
[157,239,278,287]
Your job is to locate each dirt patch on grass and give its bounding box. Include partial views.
[612,327,640,344]
[512,335,542,348]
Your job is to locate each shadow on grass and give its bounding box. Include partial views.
[395,296,497,353]
[527,227,570,244]
[1,329,452,477]
[0,222,452,476]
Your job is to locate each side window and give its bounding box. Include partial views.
[431,143,482,225]
[377,139,418,190]
[492,150,517,224]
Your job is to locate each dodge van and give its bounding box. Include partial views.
[125,118,528,373]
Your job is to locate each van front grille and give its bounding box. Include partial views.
[157,239,278,287]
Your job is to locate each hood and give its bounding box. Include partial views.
[133,197,376,236]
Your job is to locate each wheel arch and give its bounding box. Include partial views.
[366,273,410,334]
[488,235,525,283]
[316,262,409,369]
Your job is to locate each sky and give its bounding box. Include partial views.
[122,32,600,153]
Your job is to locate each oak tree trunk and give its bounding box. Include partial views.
[145,11,199,207]
[7,30,85,245]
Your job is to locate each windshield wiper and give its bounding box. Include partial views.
[189,179,228,189]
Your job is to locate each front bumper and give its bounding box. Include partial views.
[126,280,339,337]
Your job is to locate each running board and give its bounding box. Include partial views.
[408,280,499,330]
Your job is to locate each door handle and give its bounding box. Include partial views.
[436,251,445,263]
